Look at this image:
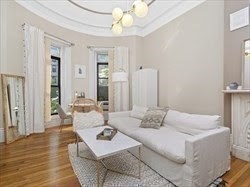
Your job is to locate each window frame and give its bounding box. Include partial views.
[96,62,108,102]
[51,55,61,115]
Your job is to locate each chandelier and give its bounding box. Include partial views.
[112,0,150,35]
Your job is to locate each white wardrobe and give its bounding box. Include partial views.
[132,68,158,107]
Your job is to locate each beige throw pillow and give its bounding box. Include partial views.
[140,107,168,129]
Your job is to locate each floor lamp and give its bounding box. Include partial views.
[112,71,128,111]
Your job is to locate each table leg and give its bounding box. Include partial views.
[139,146,141,179]
[76,134,79,157]
[97,160,100,187]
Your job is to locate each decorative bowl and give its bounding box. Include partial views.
[229,82,239,90]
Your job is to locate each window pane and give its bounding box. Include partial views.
[51,87,59,114]
[98,83,108,101]
[97,54,108,62]
[51,58,59,85]
[98,64,109,78]
[51,46,60,57]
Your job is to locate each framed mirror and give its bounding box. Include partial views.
[1,74,26,144]
[242,39,250,89]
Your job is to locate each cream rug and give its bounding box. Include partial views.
[68,143,226,187]
[68,143,174,187]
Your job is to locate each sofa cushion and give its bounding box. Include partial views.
[130,105,148,120]
[108,117,141,137]
[164,110,221,135]
[140,109,167,129]
[132,125,192,164]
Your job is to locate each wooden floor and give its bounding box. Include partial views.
[0,126,249,187]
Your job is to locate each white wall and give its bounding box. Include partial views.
[141,1,224,121]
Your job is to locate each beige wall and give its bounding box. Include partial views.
[0,0,142,129]
[141,1,225,121]
[224,0,250,128]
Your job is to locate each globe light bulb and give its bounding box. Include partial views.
[112,8,123,21]
[133,0,148,18]
[122,13,133,27]
[112,23,123,35]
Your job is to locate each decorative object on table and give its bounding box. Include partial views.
[229,82,239,90]
[68,143,226,187]
[96,128,117,141]
[75,64,86,79]
[77,91,85,98]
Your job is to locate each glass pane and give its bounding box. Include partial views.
[98,79,108,86]
[51,87,59,114]
[51,58,59,85]
[98,64,109,78]
[97,54,108,62]
[51,46,60,57]
[98,86,108,101]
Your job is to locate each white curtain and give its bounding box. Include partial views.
[24,24,45,135]
[44,38,51,122]
[60,46,72,113]
[113,47,129,112]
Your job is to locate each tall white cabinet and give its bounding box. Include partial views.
[132,68,158,107]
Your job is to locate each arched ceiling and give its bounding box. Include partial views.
[16,0,206,37]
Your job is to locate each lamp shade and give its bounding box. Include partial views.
[112,23,123,35]
[112,72,128,82]
[133,0,148,17]
[112,8,123,21]
[122,13,133,27]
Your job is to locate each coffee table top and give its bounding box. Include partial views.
[76,126,142,160]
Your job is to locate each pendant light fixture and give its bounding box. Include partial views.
[111,0,150,35]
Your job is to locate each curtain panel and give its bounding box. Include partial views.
[23,24,45,135]
[113,47,129,112]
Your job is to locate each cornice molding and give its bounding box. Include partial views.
[15,0,206,37]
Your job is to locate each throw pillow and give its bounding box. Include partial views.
[130,105,148,120]
[140,109,167,129]
[164,109,221,135]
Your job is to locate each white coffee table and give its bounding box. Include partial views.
[76,126,142,187]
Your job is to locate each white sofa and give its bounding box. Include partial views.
[108,108,231,187]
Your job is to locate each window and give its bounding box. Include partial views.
[97,53,109,102]
[51,46,61,115]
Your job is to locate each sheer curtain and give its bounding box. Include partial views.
[44,38,51,122]
[110,47,129,112]
[60,46,72,113]
[24,24,45,135]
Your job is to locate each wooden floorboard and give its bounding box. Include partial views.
[0,125,249,187]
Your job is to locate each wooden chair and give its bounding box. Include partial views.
[71,98,104,141]
[71,98,103,116]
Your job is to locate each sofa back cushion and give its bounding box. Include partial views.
[164,109,221,135]
[130,105,148,120]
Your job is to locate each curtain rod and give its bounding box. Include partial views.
[22,23,75,46]
[87,46,114,49]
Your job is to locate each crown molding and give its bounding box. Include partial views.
[15,0,206,37]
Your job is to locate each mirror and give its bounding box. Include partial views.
[242,39,250,89]
[1,74,26,144]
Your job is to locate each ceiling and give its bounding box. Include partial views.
[16,0,206,37]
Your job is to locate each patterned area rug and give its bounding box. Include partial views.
[68,143,226,187]
[68,143,174,187]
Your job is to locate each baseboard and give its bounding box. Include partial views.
[232,145,250,162]
[0,128,5,143]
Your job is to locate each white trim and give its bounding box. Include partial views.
[15,0,206,37]
[232,145,250,162]
[0,128,5,143]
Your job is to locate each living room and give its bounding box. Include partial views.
[0,0,249,186]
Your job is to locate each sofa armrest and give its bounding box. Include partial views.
[108,111,131,119]
[184,127,231,186]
